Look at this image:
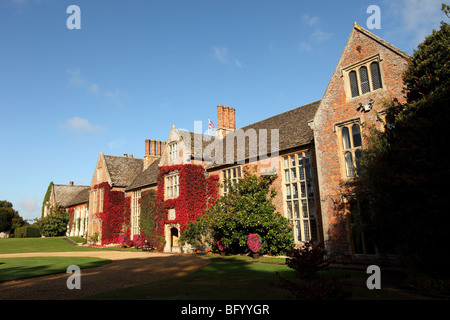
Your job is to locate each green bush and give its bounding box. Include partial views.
[13,226,41,238]
[34,206,69,237]
[181,169,295,255]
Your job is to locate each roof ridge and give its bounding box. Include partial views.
[238,100,321,130]
[353,22,412,59]
[103,154,143,160]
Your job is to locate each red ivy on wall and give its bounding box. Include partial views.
[68,208,75,233]
[92,182,130,245]
[154,165,219,241]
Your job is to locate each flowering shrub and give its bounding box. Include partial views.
[118,233,127,245]
[133,234,142,248]
[247,233,261,253]
[217,240,225,252]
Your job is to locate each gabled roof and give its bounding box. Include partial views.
[66,187,90,207]
[352,23,411,60]
[239,100,320,151]
[207,100,320,168]
[103,155,144,187]
[53,184,89,208]
[125,158,160,192]
[177,130,216,160]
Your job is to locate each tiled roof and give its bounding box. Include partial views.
[125,158,160,191]
[178,130,216,160]
[207,100,320,168]
[103,155,144,187]
[240,100,320,151]
[53,184,89,208]
[66,187,90,207]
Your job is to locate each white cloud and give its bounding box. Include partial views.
[299,14,332,52]
[383,0,444,47]
[299,42,313,52]
[59,116,102,134]
[301,14,320,27]
[213,46,243,68]
[18,198,38,213]
[213,46,229,64]
[312,29,332,43]
[67,69,123,108]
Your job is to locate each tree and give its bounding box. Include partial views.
[181,168,295,255]
[0,200,24,232]
[34,205,69,237]
[402,20,449,103]
[360,16,450,275]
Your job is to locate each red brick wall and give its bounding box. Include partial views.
[313,26,410,254]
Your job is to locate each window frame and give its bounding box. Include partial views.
[335,119,363,179]
[131,190,141,236]
[92,189,98,214]
[342,54,384,100]
[282,151,319,244]
[165,171,180,200]
[169,142,178,163]
[222,166,242,196]
[98,187,104,213]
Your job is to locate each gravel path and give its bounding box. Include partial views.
[0,251,210,300]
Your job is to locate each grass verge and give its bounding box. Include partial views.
[0,237,100,254]
[0,256,111,282]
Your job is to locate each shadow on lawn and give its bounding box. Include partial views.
[84,255,356,300]
[0,259,110,283]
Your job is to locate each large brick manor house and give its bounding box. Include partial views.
[44,23,410,261]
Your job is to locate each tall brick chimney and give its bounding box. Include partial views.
[217,105,235,137]
[144,139,164,169]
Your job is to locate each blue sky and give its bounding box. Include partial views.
[0,0,446,221]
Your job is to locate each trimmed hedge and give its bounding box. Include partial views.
[14,226,41,238]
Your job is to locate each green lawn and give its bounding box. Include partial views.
[0,237,100,254]
[83,257,301,300]
[0,256,111,282]
[0,238,436,300]
[83,256,432,300]
[0,237,110,282]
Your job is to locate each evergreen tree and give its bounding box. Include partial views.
[182,169,295,255]
[360,13,450,275]
[0,200,23,232]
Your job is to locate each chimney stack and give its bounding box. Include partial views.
[217,105,236,137]
[145,139,150,155]
[144,139,164,169]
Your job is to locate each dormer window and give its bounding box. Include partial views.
[169,142,178,162]
[344,56,383,99]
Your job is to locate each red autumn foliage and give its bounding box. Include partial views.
[154,164,219,248]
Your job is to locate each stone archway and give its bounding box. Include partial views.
[164,224,181,252]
